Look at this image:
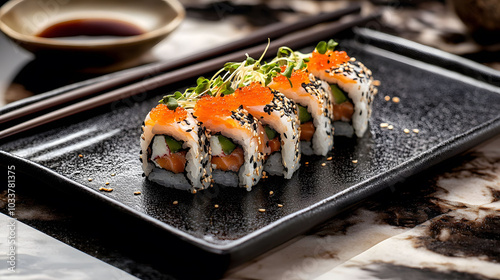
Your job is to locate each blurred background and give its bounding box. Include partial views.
[0,0,499,107]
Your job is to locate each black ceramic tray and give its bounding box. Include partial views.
[1,28,500,278]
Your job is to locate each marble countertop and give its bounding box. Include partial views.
[1,1,499,279]
[225,134,500,279]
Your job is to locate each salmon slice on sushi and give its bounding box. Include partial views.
[140,104,212,192]
[193,94,270,190]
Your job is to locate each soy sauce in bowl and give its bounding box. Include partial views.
[0,0,185,64]
[36,18,145,41]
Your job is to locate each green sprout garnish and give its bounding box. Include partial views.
[159,91,182,110]
[315,39,338,54]
[158,39,340,109]
[166,97,178,110]
[216,42,314,90]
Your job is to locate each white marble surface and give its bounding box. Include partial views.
[225,135,500,280]
[0,213,138,280]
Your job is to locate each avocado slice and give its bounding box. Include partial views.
[217,135,236,155]
[164,135,183,153]
[330,84,348,104]
[297,104,312,123]
[264,125,278,140]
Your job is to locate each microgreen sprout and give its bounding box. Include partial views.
[159,39,339,109]
[315,39,338,54]
[166,97,178,110]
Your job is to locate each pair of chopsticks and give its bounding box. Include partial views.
[0,4,361,117]
[0,5,380,140]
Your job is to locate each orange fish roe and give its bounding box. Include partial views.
[272,67,310,90]
[307,50,350,72]
[194,95,239,127]
[146,104,188,126]
[234,82,273,106]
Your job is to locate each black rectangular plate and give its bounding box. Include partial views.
[1,29,500,278]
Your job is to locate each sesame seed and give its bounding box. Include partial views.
[258,209,266,213]
[352,160,358,164]
[305,162,309,165]
[278,204,283,208]
[192,189,197,194]
[105,182,110,185]
[392,97,400,103]
[214,204,219,208]
[173,201,178,205]
[384,96,390,101]
[134,191,141,195]
[78,154,83,158]
[269,191,274,195]
[388,125,394,130]
[111,173,116,176]
[404,128,410,134]
[413,129,420,133]
[321,163,326,167]
[88,178,93,182]
[380,123,389,128]
[327,157,333,161]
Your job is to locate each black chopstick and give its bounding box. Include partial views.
[0,4,361,125]
[0,13,381,140]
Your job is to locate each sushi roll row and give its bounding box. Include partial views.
[140,39,379,192]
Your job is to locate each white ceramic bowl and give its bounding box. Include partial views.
[0,0,185,62]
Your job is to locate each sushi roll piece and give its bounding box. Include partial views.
[233,82,301,178]
[268,67,334,156]
[306,40,378,137]
[193,95,269,190]
[140,104,212,192]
